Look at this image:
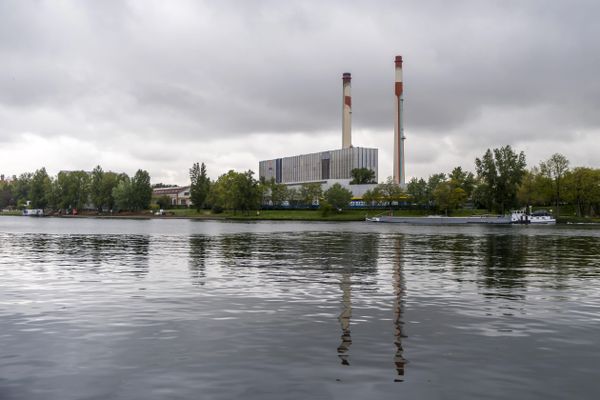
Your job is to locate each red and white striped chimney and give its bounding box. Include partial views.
[393,56,405,186]
[342,72,352,149]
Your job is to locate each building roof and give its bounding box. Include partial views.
[152,186,190,196]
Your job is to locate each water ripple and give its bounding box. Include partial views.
[1,219,600,399]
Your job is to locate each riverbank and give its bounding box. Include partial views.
[4,208,599,223]
[2,209,381,221]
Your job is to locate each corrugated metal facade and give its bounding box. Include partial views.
[259,147,378,184]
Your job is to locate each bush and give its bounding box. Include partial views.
[323,183,352,212]
[320,200,333,217]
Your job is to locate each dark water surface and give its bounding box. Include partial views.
[1,217,599,399]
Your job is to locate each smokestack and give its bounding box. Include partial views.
[342,72,352,149]
[393,56,405,186]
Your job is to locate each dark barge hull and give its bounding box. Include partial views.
[367,215,513,225]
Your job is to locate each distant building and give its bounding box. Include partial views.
[152,186,192,207]
[258,72,381,200]
[259,147,377,185]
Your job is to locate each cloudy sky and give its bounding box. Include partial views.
[1,0,599,184]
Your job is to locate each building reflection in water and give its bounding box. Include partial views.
[392,235,407,381]
[189,235,210,286]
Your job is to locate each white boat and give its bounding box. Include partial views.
[528,210,556,224]
[22,209,44,217]
[511,210,556,224]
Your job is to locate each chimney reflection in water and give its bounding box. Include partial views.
[393,236,407,381]
[337,272,353,365]
[334,235,406,379]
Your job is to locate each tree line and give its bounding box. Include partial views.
[2,146,599,217]
[401,146,600,217]
[185,162,354,215]
[0,166,152,212]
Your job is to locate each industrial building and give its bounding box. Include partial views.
[259,147,378,184]
[258,56,406,193]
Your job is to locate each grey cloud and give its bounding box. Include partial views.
[1,0,600,178]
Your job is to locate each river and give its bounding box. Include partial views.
[1,216,599,399]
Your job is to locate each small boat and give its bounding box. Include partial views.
[510,209,556,224]
[22,209,44,217]
[527,210,556,224]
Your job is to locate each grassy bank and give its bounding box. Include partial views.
[164,208,373,221]
[8,208,595,223]
[161,208,493,221]
[557,216,600,224]
[0,210,22,216]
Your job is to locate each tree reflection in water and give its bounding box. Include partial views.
[479,234,528,299]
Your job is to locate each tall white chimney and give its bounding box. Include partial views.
[393,56,405,186]
[342,72,352,148]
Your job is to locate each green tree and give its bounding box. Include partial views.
[563,167,600,217]
[190,162,211,211]
[131,169,152,211]
[540,153,569,217]
[89,165,118,212]
[259,178,288,207]
[12,173,32,206]
[433,182,467,215]
[474,149,496,210]
[286,187,300,207]
[299,182,323,207]
[375,177,404,209]
[54,170,91,210]
[475,145,527,213]
[90,165,103,210]
[350,168,376,184]
[29,168,52,209]
[0,180,15,208]
[406,177,428,205]
[207,170,236,212]
[232,170,260,213]
[323,183,353,212]
[102,172,121,211]
[517,167,552,207]
[112,176,133,211]
[269,179,288,207]
[426,173,446,205]
[155,195,172,210]
[207,170,260,214]
[362,188,376,209]
[448,166,476,198]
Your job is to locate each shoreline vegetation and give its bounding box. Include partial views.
[2,146,600,222]
[3,208,600,224]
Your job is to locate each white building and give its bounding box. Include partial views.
[152,186,192,207]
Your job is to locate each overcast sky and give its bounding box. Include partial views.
[1,0,599,184]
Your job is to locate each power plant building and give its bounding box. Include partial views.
[259,147,378,184]
[259,56,405,191]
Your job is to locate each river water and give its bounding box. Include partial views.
[1,216,599,399]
